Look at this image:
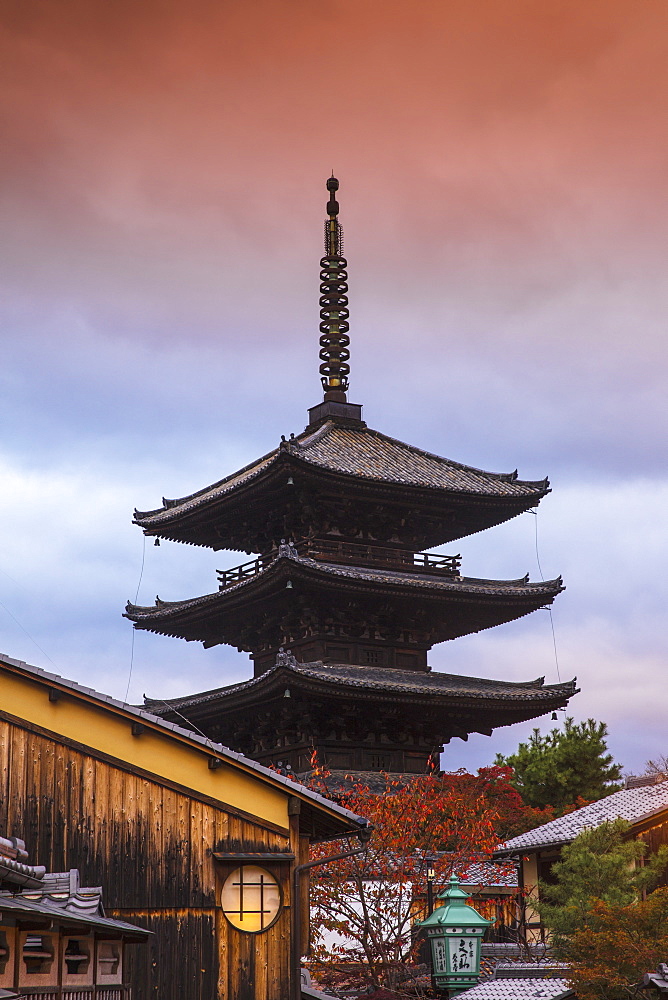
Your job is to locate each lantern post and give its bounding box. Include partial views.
[418,874,493,996]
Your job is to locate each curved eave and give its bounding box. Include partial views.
[149,664,578,717]
[132,424,550,549]
[125,553,563,644]
[294,422,549,493]
[133,440,282,521]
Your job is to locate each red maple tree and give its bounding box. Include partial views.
[305,764,545,993]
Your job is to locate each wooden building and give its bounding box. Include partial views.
[127,177,576,781]
[494,778,668,942]
[0,651,368,1000]
[1,836,150,1000]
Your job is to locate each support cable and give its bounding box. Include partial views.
[529,509,562,685]
[125,534,146,703]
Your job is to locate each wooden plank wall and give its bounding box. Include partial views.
[0,718,294,1000]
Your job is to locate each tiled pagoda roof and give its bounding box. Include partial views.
[134,420,549,529]
[125,544,563,646]
[290,422,547,494]
[144,657,577,717]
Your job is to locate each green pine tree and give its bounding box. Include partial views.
[495,717,622,813]
[538,819,668,970]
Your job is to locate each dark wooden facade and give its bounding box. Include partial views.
[1,716,297,1000]
[0,840,149,1000]
[0,653,367,1000]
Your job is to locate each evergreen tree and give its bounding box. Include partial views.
[538,820,647,947]
[538,820,668,998]
[495,717,622,812]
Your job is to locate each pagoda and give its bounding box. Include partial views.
[126,177,576,778]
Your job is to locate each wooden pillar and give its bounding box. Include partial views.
[288,797,302,1000]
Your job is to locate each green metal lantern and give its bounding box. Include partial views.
[418,874,493,996]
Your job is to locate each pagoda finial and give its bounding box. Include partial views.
[319,175,350,401]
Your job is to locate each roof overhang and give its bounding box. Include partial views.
[0,652,369,844]
[125,550,564,649]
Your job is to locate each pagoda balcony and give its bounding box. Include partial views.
[216,541,461,590]
[295,538,462,574]
[216,553,275,588]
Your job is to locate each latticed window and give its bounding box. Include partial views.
[22,933,54,975]
[220,866,281,933]
[364,649,384,665]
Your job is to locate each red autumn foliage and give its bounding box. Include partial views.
[304,761,548,992]
[438,765,557,840]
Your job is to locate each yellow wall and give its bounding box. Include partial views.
[0,664,288,830]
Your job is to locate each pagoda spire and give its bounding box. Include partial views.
[319,175,350,402]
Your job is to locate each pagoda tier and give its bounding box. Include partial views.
[143,650,578,775]
[127,176,575,774]
[133,416,550,554]
[125,541,563,675]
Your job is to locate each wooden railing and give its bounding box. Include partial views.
[15,989,130,1000]
[217,553,274,589]
[296,539,461,575]
[217,540,461,590]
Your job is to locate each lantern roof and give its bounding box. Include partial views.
[420,875,493,931]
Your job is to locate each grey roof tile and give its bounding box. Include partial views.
[458,978,574,1000]
[493,965,570,980]
[496,781,668,855]
[135,422,548,524]
[0,856,46,887]
[293,423,547,496]
[127,547,563,618]
[457,861,519,889]
[145,659,576,712]
[0,892,151,939]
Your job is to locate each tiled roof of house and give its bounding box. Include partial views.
[459,973,574,1000]
[493,964,570,980]
[0,854,46,888]
[457,860,519,889]
[0,892,151,940]
[495,780,668,855]
[644,963,668,994]
[22,869,107,919]
[134,421,548,524]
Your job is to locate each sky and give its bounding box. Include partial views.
[1,0,667,778]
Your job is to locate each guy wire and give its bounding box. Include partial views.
[143,696,216,749]
[530,508,562,684]
[0,594,57,667]
[125,534,146,704]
